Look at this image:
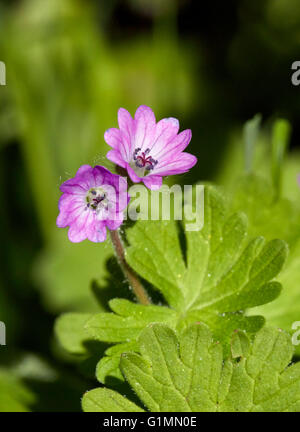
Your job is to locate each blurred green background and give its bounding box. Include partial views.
[0,0,300,411]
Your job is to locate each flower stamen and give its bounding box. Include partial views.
[86,188,108,213]
[133,148,158,172]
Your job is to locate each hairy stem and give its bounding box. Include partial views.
[110,229,151,305]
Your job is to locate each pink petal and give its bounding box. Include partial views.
[150,117,180,157]
[56,211,70,228]
[155,129,192,160]
[118,108,134,160]
[104,128,122,149]
[60,168,95,194]
[153,153,197,176]
[133,105,156,151]
[76,165,92,176]
[142,175,163,190]
[106,214,124,230]
[68,223,87,243]
[58,193,80,211]
[106,149,126,168]
[92,166,105,186]
[57,196,84,227]
[86,219,107,243]
[125,163,142,183]
[60,179,86,195]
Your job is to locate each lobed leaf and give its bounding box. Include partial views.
[83,323,300,412]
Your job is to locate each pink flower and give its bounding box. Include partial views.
[57,165,129,243]
[104,105,197,190]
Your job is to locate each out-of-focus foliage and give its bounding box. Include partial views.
[0,368,35,412]
[217,117,300,352]
[1,0,199,313]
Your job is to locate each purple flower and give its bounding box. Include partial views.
[57,165,129,243]
[104,105,197,190]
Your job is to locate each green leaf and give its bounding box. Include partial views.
[230,330,250,358]
[126,220,186,309]
[126,186,287,340]
[83,185,287,380]
[82,388,144,412]
[84,323,300,412]
[254,238,300,350]
[229,173,300,246]
[85,299,177,344]
[228,173,300,353]
[0,369,35,412]
[96,355,124,383]
[85,300,177,383]
[55,313,93,355]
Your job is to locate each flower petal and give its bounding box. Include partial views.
[104,128,122,149]
[125,163,142,183]
[153,152,197,176]
[106,149,126,168]
[155,129,192,160]
[150,117,180,157]
[57,195,84,227]
[60,166,95,194]
[118,108,134,160]
[76,165,92,176]
[68,223,87,243]
[86,218,107,243]
[142,175,163,190]
[133,105,156,152]
[106,213,124,230]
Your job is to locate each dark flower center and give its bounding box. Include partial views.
[85,188,108,213]
[133,148,158,171]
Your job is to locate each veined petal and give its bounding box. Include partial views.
[57,195,84,227]
[68,222,88,243]
[153,152,197,176]
[118,108,134,160]
[60,167,96,194]
[68,207,95,242]
[106,213,124,230]
[75,165,92,176]
[86,221,107,243]
[133,105,156,152]
[59,179,86,195]
[142,175,163,190]
[155,129,192,160]
[126,163,142,183]
[104,128,122,149]
[106,149,126,168]
[150,117,180,157]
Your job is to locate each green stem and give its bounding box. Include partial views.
[110,229,151,306]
